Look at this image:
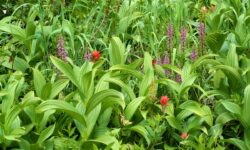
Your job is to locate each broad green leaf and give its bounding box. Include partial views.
[215,112,236,124]
[224,138,247,150]
[36,100,86,126]
[33,68,46,98]
[242,85,250,128]
[165,116,182,131]
[221,101,241,115]
[87,135,120,150]
[62,20,75,52]
[156,79,179,92]
[109,37,126,66]
[80,69,95,100]
[2,81,18,113]
[226,44,238,68]
[244,128,250,149]
[125,97,146,120]
[0,22,26,41]
[129,125,151,145]
[177,109,193,120]
[37,124,55,145]
[101,97,126,111]
[49,79,69,99]
[13,57,30,72]
[179,101,205,116]
[105,78,136,100]
[192,54,219,69]
[86,89,124,114]
[5,106,22,133]
[139,52,154,96]
[110,65,143,80]
[41,83,52,100]
[21,91,40,107]
[206,32,227,53]
[213,65,241,84]
[50,56,79,87]
[162,64,182,75]
[179,74,197,97]
[202,105,213,126]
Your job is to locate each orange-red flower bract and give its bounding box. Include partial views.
[160,96,169,106]
[91,50,100,61]
[181,132,188,140]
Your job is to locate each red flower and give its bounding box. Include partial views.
[91,50,100,61]
[160,96,169,106]
[181,132,188,140]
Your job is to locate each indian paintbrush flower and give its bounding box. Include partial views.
[91,50,101,61]
[160,96,169,113]
[57,35,68,62]
[181,132,188,140]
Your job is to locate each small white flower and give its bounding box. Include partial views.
[3,10,7,14]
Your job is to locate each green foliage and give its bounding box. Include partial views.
[0,0,250,149]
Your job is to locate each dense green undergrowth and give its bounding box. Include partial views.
[0,0,250,149]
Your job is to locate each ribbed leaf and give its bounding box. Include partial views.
[165,116,182,131]
[129,125,151,145]
[109,37,126,66]
[125,97,146,120]
[87,135,120,150]
[86,89,124,114]
[215,112,236,124]
[41,83,52,100]
[33,68,46,98]
[179,101,205,116]
[221,100,241,115]
[37,124,55,145]
[13,57,30,73]
[50,56,79,87]
[110,65,143,80]
[49,79,69,99]
[139,52,154,96]
[105,78,136,100]
[36,100,86,126]
[224,138,247,150]
[0,22,26,41]
[242,85,250,128]
[226,44,238,68]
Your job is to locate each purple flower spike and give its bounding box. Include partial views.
[163,53,171,76]
[163,53,170,65]
[175,73,182,83]
[181,26,187,51]
[57,35,68,62]
[190,50,197,61]
[167,22,174,52]
[199,22,205,53]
